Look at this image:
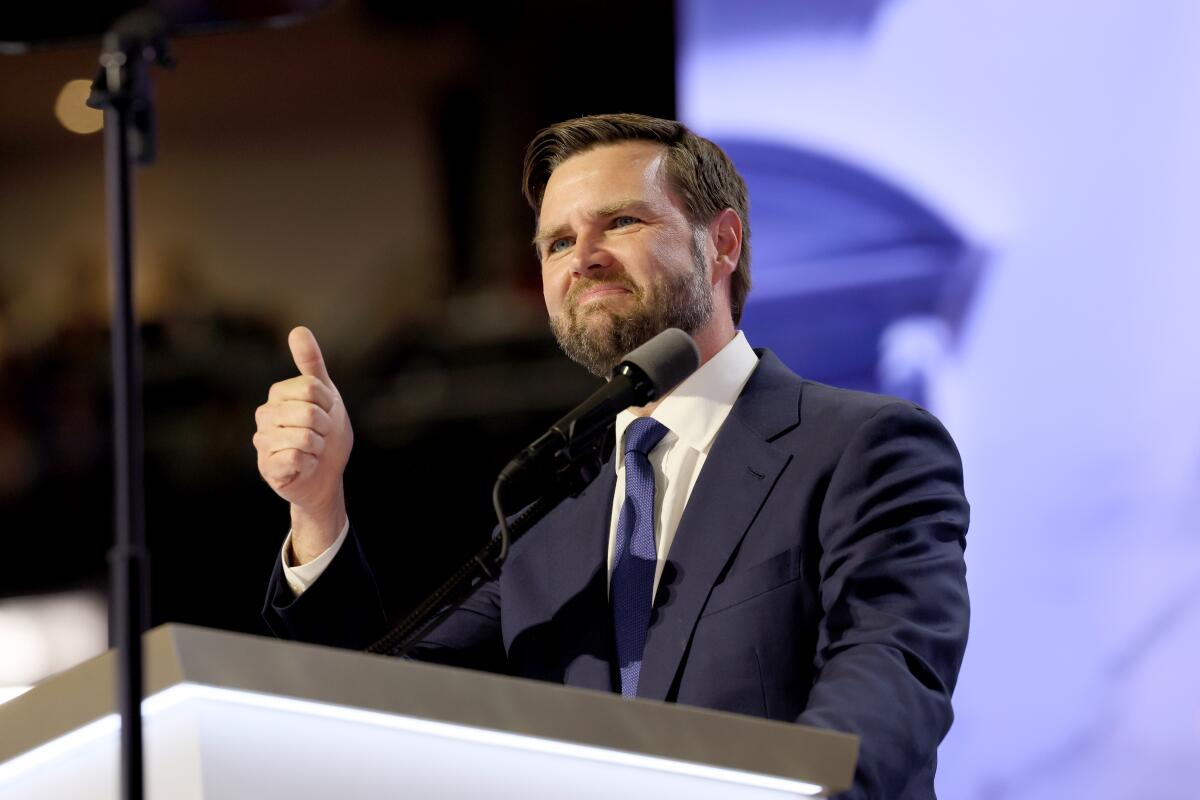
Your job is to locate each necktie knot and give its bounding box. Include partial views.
[624,417,669,458]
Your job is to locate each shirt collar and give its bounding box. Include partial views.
[614,330,758,457]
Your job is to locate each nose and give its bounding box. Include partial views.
[570,231,616,278]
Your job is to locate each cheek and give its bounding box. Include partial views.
[542,268,564,313]
[645,232,701,281]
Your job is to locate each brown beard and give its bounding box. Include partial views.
[550,243,713,378]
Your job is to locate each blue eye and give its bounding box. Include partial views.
[548,237,572,255]
[613,215,639,227]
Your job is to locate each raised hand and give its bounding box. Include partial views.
[253,326,354,563]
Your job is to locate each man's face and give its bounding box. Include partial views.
[536,141,713,378]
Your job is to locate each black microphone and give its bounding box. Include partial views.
[498,328,701,495]
[379,332,700,654]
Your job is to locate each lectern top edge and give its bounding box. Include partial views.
[0,624,858,796]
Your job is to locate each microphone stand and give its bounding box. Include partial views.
[364,491,563,657]
[87,11,174,800]
[366,424,612,657]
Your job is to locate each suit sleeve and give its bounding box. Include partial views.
[262,524,508,672]
[797,402,970,800]
[262,524,389,649]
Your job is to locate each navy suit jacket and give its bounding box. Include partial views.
[265,350,970,800]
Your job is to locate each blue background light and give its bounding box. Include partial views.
[679,1,1200,796]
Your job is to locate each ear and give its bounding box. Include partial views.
[709,208,743,284]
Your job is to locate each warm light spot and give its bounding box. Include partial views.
[0,592,107,685]
[54,79,103,135]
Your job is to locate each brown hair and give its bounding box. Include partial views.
[522,113,752,325]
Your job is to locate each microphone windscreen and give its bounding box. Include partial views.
[619,328,701,399]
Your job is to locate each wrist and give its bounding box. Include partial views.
[289,489,347,565]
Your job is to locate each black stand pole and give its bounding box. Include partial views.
[88,12,172,800]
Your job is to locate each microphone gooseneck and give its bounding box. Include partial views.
[497,327,701,500]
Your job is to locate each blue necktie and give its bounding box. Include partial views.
[612,417,669,697]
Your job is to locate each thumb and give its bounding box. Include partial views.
[288,326,333,387]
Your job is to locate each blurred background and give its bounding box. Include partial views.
[1,0,1197,797]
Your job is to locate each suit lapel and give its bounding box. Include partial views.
[546,464,618,692]
[635,351,802,701]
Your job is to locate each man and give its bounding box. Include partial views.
[254,114,970,799]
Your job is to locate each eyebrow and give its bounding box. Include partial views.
[532,199,653,249]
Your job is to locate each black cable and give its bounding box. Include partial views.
[492,477,510,564]
[364,422,612,658]
[365,479,563,657]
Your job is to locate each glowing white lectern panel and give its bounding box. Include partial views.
[0,624,858,799]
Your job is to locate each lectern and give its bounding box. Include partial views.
[0,624,858,799]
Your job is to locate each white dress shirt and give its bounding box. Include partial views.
[281,519,349,595]
[606,331,757,595]
[281,332,759,599]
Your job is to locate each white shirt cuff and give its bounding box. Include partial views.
[281,520,350,597]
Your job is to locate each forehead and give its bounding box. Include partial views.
[539,141,673,221]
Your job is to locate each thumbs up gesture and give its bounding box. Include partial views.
[253,327,354,563]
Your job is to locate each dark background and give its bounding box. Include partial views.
[0,0,675,638]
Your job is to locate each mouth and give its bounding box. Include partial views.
[575,285,633,305]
